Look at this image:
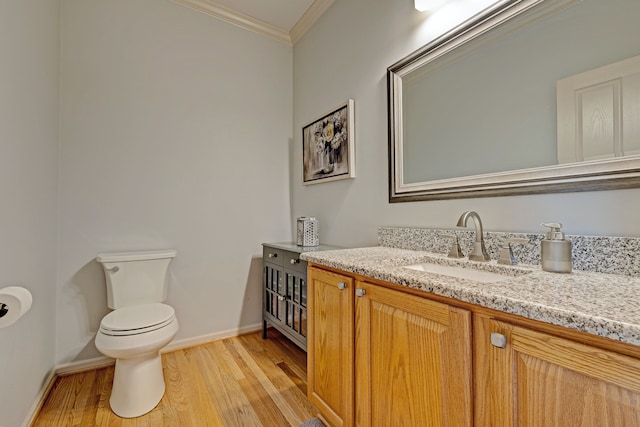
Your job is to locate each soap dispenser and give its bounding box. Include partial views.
[540,223,572,273]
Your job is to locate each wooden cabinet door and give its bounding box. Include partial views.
[355,281,473,427]
[307,267,355,427]
[475,315,640,426]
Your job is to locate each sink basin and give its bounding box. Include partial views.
[403,263,513,283]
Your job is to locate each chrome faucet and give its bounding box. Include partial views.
[456,211,490,262]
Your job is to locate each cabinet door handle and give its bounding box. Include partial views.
[355,288,366,297]
[290,258,299,264]
[490,332,507,348]
[268,253,277,258]
[337,282,347,290]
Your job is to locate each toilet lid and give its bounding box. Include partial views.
[100,303,175,336]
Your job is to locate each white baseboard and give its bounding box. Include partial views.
[55,322,262,375]
[162,322,262,353]
[23,323,263,426]
[21,370,56,427]
[55,355,115,376]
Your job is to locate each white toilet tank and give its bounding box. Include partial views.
[96,250,177,309]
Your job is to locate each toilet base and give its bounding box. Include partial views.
[110,352,166,418]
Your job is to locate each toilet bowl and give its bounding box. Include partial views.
[95,250,178,418]
[95,303,178,418]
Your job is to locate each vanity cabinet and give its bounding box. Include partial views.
[474,314,640,426]
[307,265,473,427]
[309,263,640,427]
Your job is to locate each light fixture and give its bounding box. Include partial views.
[415,0,447,12]
[415,0,430,11]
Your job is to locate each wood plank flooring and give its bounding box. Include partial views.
[33,329,319,427]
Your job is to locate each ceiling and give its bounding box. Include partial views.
[171,0,334,45]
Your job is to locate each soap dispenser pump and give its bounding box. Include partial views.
[540,222,572,273]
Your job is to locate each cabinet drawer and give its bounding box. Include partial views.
[284,251,307,273]
[263,247,283,266]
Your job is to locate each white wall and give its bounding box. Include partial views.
[0,0,60,425]
[292,0,640,249]
[57,0,293,363]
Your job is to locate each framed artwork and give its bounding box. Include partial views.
[302,99,355,185]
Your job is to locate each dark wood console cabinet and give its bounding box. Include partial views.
[262,242,340,351]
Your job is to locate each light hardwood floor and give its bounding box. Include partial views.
[33,330,319,426]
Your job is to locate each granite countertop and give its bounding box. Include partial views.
[300,246,640,347]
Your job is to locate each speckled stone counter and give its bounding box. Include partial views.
[378,227,640,276]
[300,246,640,347]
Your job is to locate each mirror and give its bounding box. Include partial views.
[388,0,640,201]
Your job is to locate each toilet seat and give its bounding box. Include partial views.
[100,303,175,336]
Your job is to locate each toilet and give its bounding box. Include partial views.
[95,250,179,418]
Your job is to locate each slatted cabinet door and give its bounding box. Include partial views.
[263,248,286,334]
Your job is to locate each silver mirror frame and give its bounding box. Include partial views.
[388,0,640,202]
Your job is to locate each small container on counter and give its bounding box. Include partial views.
[540,222,572,273]
[297,217,319,247]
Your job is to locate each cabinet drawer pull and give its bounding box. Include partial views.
[337,282,347,290]
[268,253,277,258]
[355,288,366,297]
[490,332,507,348]
[290,258,299,264]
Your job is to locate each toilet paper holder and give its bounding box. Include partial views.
[0,286,33,328]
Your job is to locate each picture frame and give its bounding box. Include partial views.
[302,99,355,185]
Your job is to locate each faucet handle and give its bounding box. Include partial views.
[441,233,464,259]
[497,238,528,265]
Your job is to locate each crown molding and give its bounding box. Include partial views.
[171,0,292,45]
[171,0,334,46]
[290,0,335,44]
